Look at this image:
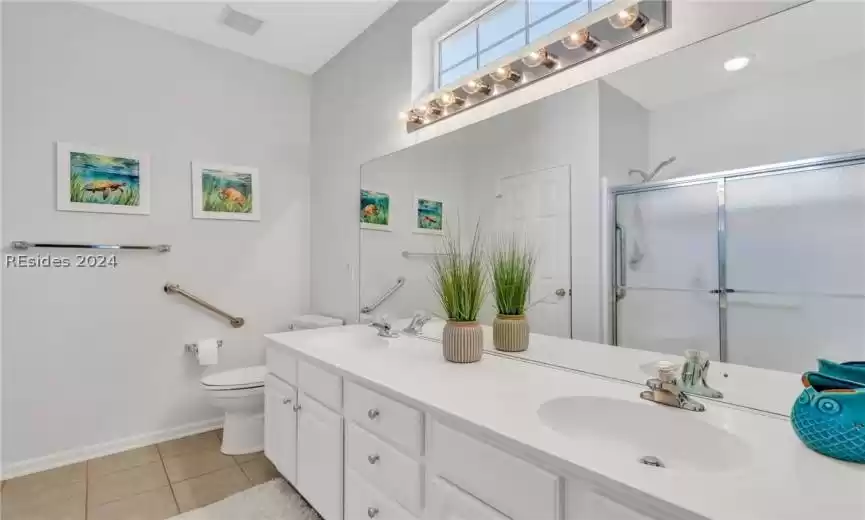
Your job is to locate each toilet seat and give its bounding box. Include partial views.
[201,365,266,391]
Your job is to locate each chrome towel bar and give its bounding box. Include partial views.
[401,251,445,258]
[164,283,245,328]
[11,241,170,252]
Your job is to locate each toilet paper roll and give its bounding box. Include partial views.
[196,338,219,366]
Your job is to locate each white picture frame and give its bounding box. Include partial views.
[56,142,150,215]
[191,162,261,221]
[413,195,444,235]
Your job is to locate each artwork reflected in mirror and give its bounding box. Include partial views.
[360,189,391,231]
[414,197,443,235]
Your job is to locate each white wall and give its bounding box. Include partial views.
[311,1,444,323]
[648,51,865,178]
[310,0,798,324]
[2,2,310,474]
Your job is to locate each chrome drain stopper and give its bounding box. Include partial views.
[638,456,665,468]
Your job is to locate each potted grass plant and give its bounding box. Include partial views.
[430,226,486,363]
[490,236,535,352]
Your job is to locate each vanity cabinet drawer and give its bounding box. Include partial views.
[427,477,509,520]
[429,421,559,520]
[344,381,423,455]
[298,360,342,411]
[345,469,417,520]
[266,346,297,386]
[346,422,422,514]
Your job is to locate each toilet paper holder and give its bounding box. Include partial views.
[185,340,223,354]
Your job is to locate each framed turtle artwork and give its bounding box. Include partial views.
[56,142,150,214]
[191,162,260,221]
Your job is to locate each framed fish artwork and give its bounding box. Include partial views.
[360,189,391,231]
[191,162,260,221]
[413,196,443,235]
[56,142,150,214]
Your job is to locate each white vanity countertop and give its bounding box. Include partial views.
[266,326,865,520]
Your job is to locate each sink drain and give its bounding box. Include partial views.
[638,456,665,468]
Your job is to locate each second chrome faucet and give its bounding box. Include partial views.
[640,361,706,412]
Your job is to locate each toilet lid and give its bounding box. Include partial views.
[201,365,266,389]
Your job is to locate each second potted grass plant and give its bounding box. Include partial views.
[490,236,535,352]
[431,226,486,363]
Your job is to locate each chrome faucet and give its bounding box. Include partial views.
[402,311,431,335]
[640,362,705,412]
[679,349,723,399]
[369,317,399,338]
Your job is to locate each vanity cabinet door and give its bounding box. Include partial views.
[426,477,510,520]
[264,374,297,484]
[297,392,344,520]
[566,481,659,520]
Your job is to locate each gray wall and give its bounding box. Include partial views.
[2,2,310,471]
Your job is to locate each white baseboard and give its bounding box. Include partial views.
[2,416,225,480]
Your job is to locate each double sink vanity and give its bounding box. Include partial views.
[263,325,864,520]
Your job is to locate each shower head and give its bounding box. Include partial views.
[652,156,677,177]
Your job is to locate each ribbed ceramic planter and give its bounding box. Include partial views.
[493,314,529,352]
[442,321,483,363]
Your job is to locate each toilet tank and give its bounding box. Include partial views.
[289,314,344,330]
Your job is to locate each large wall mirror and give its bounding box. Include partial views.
[359,0,865,415]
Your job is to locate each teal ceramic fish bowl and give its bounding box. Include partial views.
[791,372,865,464]
[818,359,865,385]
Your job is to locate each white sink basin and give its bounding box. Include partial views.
[538,396,751,472]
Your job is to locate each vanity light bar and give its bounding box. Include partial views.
[401,0,667,133]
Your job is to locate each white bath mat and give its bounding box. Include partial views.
[170,479,321,520]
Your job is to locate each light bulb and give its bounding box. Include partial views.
[423,102,442,117]
[608,5,647,31]
[490,65,521,83]
[562,29,599,51]
[398,110,423,124]
[463,78,491,95]
[439,91,465,107]
[521,48,558,69]
[723,56,751,72]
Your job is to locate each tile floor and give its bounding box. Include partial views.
[1,429,282,520]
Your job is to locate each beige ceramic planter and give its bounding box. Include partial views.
[493,314,529,352]
[442,321,483,363]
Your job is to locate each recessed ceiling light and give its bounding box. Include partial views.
[724,56,751,72]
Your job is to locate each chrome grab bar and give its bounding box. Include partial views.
[11,241,170,252]
[361,276,406,314]
[164,283,245,328]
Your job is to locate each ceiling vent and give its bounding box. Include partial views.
[220,5,264,36]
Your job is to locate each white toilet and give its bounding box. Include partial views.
[201,314,344,455]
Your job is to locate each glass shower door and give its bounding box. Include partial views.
[615,183,721,358]
[725,164,865,373]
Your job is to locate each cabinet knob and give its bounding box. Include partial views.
[367,507,379,518]
[367,454,380,465]
[367,408,380,420]
[282,397,292,405]
[292,404,302,412]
